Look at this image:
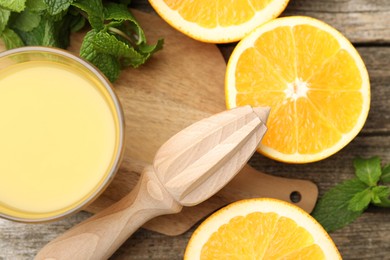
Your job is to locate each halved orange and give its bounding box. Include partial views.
[184,198,341,259]
[148,0,290,43]
[225,16,370,163]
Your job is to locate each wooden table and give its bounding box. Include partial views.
[1,0,389,259]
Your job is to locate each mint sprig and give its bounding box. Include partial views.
[0,0,162,82]
[312,156,390,232]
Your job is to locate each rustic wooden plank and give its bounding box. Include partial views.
[283,0,390,44]
[3,208,388,260]
[0,213,91,259]
[131,0,390,44]
[358,47,390,135]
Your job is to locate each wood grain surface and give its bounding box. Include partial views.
[1,0,390,259]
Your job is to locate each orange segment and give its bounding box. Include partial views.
[308,90,364,133]
[201,212,279,259]
[217,1,255,27]
[226,16,370,163]
[235,47,288,92]
[176,1,218,29]
[295,98,341,154]
[184,198,341,259]
[262,100,297,154]
[254,26,296,82]
[149,0,290,43]
[293,25,341,81]
[309,49,363,91]
[282,244,326,259]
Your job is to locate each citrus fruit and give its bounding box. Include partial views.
[225,16,370,163]
[148,0,290,43]
[184,198,341,259]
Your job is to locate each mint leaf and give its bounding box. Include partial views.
[16,14,72,48]
[72,0,104,30]
[104,3,135,21]
[381,164,390,183]
[1,27,24,48]
[120,39,163,67]
[311,178,367,232]
[93,30,146,66]
[26,0,47,12]
[0,8,10,33]
[43,0,74,15]
[353,156,381,186]
[79,30,98,59]
[0,0,26,12]
[348,188,371,212]
[16,16,56,46]
[11,8,41,32]
[95,3,164,72]
[104,3,145,44]
[138,39,164,55]
[80,29,120,82]
[313,157,390,232]
[371,186,390,206]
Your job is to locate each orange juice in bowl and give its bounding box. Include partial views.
[0,47,125,222]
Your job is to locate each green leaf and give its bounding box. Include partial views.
[104,3,145,44]
[138,39,164,55]
[311,178,368,232]
[26,0,47,12]
[348,188,371,212]
[15,14,72,48]
[353,156,382,186]
[93,30,146,66]
[121,39,163,67]
[0,0,26,12]
[80,29,120,82]
[371,186,390,206]
[381,164,390,183]
[0,27,24,49]
[72,0,104,30]
[11,8,41,32]
[16,16,56,46]
[79,29,97,59]
[104,2,134,21]
[43,0,74,15]
[0,8,10,34]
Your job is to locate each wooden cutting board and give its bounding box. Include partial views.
[0,10,318,236]
[82,10,318,236]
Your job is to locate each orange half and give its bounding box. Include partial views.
[225,16,370,163]
[184,198,341,259]
[148,0,290,43]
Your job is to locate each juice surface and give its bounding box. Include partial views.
[0,60,118,219]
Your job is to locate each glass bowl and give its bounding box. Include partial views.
[0,46,125,222]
